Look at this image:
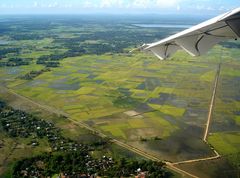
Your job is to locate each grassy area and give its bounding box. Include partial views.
[234,116,240,126]
[101,123,129,138]
[144,112,178,137]
[210,62,240,162]
[208,132,240,155]
[148,104,185,117]
[200,70,216,82]
[0,131,51,176]
[128,118,147,129]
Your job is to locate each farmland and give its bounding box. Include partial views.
[1,51,221,160]
[0,15,239,177]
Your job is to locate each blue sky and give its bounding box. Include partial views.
[0,0,239,15]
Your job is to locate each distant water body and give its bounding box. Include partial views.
[134,24,193,28]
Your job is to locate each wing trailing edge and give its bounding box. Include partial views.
[143,7,240,60]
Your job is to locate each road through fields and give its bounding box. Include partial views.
[1,64,222,178]
[2,86,198,177]
[203,63,221,142]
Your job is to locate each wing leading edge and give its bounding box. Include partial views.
[143,7,240,60]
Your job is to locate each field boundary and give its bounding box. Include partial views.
[1,86,197,178]
[170,63,222,174]
[0,64,222,178]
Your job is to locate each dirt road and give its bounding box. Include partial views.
[203,63,221,142]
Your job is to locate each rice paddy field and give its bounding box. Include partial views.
[0,15,239,177]
[209,60,240,156]
[1,48,239,162]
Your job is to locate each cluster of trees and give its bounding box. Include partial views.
[13,152,170,178]
[36,60,60,67]
[44,61,60,67]
[0,107,58,138]
[113,95,142,108]
[36,50,88,67]
[53,26,166,56]
[0,100,171,177]
[140,136,162,142]
[0,17,179,70]
[0,48,20,58]
[0,19,172,69]
[19,68,51,80]
[37,54,65,62]
[106,159,170,178]
[13,152,113,177]
[10,34,44,41]
[0,104,91,153]
[36,54,67,67]
[64,48,86,57]
[0,100,6,109]
[0,57,32,67]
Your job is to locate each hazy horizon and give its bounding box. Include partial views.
[0,0,239,15]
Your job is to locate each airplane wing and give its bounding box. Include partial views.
[142,7,240,60]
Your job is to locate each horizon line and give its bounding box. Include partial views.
[0,12,215,17]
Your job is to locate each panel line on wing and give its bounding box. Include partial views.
[165,44,169,58]
[195,35,204,55]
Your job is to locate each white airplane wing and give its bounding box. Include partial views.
[143,7,240,60]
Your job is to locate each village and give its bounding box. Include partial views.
[0,100,169,177]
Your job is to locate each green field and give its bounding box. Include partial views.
[1,46,240,162]
[0,50,225,162]
[208,61,240,157]
[209,132,240,155]
[0,15,239,177]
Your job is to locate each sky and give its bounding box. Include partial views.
[0,0,239,15]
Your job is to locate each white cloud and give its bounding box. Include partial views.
[33,2,38,8]
[131,0,151,9]
[48,2,59,8]
[100,0,111,8]
[177,5,181,11]
[99,0,124,8]
[195,5,215,11]
[207,6,215,11]
[195,5,204,10]
[122,0,182,9]
[155,0,180,8]
[65,4,73,8]
[80,0,183,9]
[83,1,96,8]
[0,4,7,8]
[218,6,229,11]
